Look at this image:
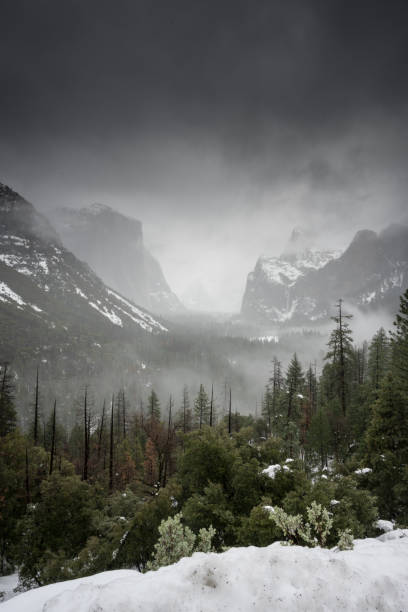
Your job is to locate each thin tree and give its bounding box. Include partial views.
[209,384,214,427]
[49,400,57,475]
[25,447,30,504]
[83,387,90,481]
[33,367,40,445]
[228,387,232,435]
[122,390,127,439]
[182,385,190,434]
[163,395,173,487]
[326,299,353,417]
[97,400,106,462]
[109,394,114,492]
[0,363,17,437]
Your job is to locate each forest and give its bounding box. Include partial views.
[0,291,407,593]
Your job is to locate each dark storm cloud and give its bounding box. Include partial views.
[1,0,408,141]
[1,0,407,309]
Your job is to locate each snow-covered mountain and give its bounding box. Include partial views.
[241,226,408,325]
[0,183,167,375]
[49,204,183,315]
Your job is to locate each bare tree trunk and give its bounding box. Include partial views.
[228,387,232,435]
[109,394,114,492]
[34,367,39,445]
[25,447,30,504]
[97,400,105,462]
[209,384,214,427]
[83,387,89,481]
[122,390,127,439]
[49,399,56,475]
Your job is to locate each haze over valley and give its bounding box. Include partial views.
[1,2,408,609]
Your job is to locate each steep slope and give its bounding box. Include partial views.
[0,183,168,406]
[50,204,183,315]
[241,225,408,326]
[242,228,340,324]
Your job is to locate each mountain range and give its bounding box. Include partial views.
[49,204,182,315]
[0,182,171,414]
[241,226,408,326]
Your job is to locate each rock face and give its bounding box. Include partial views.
[0,183,167,366]
[241,226,408,325]
[50,204,183,315]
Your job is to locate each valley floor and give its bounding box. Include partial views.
[2,530,407,611]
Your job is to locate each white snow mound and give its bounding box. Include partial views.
[3,531,408,612]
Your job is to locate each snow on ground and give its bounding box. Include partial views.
[3,531,408,612]
[0,282,25,307]
[376,519,395,533]
[0,574,18,603]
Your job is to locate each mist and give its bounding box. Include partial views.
[1,0,408,311]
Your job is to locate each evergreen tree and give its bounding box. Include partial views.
[0,364,17,437]
[368,328,390,391]
[263,357,284,437]
[32,367,40,445]
[147,390,161,423]
[285,354,304,422]
[194,384,209,429]
[49,400,57,475]
[306,406,330,469]
[391,289,408,395]
[179,385,192,433]
[364,373,408,520]
[325,300,354,417]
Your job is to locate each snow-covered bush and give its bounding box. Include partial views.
[270,501,350,549]
[147,513,215,570]
[337,529,354,551]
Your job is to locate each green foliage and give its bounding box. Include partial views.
[364,373,408,521]
[114,488,176,571]
[177,428,238,500]
[368,328,390,390]
[14,473,98,587]
[146,512,215,570]
[182,482,236,549]
[194,384,210,428]
[0,364,17,437]
[337,528,354,551]
[147,390,161,422]
[236,503,281,547]
[391,288,408,394]
[270,502,333,548]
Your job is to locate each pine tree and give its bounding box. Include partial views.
[109,395,114,492]
[263,357,284,437]
[365,373,408,520]
[0,364,17,437]
[325,300,354,417]
[209,384,215,427]
[97,400,106,463]
[194,384,209,429]
[368,328,390,391]
[306,406,330,469]
[285,354,304,422]
[180,385,192,433]
[391,289,408,395]
[49,400,57,475]
[147,390,161,423]
[82,388,90,481]
[33,367,40,445]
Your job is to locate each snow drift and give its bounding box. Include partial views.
[2,531,408,612]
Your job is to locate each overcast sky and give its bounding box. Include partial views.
[1,0,408,310]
